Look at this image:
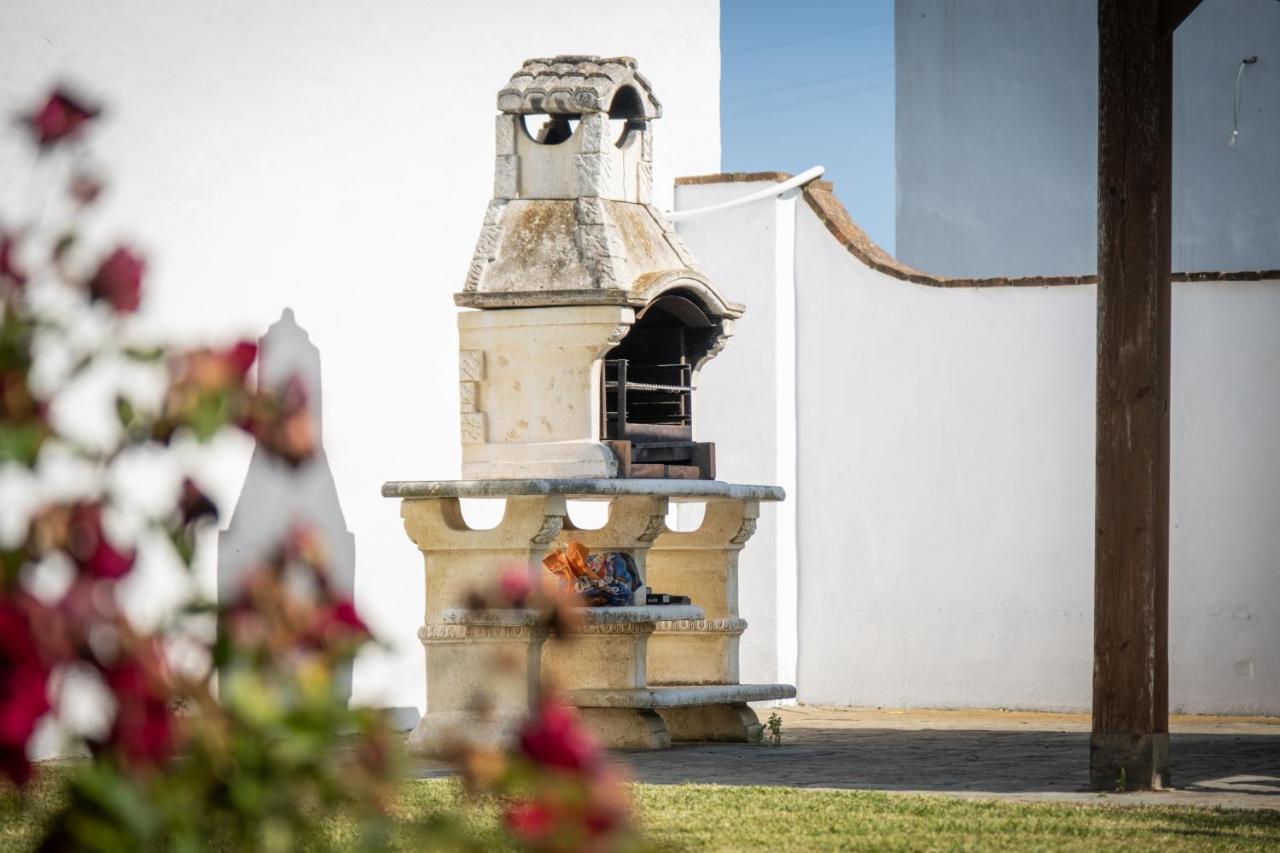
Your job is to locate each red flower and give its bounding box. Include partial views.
[310,599,370,650]
[225,341,258,379]
[0,745,34,787]
[0,233,27,288]
[327,600,367,633]
[0,599,52,785]
[66,503,136,580]
[518,699,601,773]
[102,654,174,768]
[504,800,556,842]
[25,88,100,149]
[87,247,144,314]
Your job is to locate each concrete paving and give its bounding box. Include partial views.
[412,705,1280,811]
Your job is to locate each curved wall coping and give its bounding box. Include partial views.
[675,172,1280,287]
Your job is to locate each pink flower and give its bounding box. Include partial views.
[0,599,52,785]
[517,699,601,773]
[102,654,174,768]
[25,88,100,149]
[0,233,27,288]
[498,564,533,607]
[66,503,136,580]
[69,172,104,206]
[87,247,144,314]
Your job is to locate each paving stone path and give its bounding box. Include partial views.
[412,705,1280,811]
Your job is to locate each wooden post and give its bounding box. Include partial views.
[1091,0,1194,791]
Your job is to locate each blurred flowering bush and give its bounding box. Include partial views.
[1,85,636,853]
[454,566,634,852]
[0,86,396,851]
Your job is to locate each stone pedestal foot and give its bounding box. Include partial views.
[659,702,761,743]
[578,707,671,750]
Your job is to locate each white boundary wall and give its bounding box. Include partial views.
[676,177,1280,715]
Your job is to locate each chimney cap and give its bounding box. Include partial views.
[497,55,661,119]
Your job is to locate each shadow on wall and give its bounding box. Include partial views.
[217,308,356,704]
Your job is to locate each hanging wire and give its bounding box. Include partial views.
[1231,56,1258,146]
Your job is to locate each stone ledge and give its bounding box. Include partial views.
[569,683,796,708]
[383,478,785,502]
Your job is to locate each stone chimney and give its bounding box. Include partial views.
[455,56,740,480]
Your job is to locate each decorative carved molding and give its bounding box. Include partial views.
[530,514,565,546]
[459,412,486,445]
[419,624,540,643]
[729,517,758,546]
[698,328,732,369]
[606,323,630,345]
[459,381,478,413]
[574,621,655,636]
[636,513,668,543]
[654,617,748,635]
[458,351,486,382]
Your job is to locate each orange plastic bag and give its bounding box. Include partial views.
[542,541,592,586]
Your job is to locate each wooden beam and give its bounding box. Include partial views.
[1160,0,1204,35]
[1092,0,1173,791]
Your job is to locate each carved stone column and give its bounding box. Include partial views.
[646,498,759,620]
[645,498,762,741]
[401,495,566,623]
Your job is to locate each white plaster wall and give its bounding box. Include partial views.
[792,202,1280,715]
[677,177,1280,715]
[0,0,720,713]
[674,180,798,690]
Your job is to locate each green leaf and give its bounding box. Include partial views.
[52,230,77,262]
[0,421,45,466]
[114,395,135,429]
[122,345,167,362]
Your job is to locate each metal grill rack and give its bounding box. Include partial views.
[604,359,693,441]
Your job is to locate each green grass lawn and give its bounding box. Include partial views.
[5,773,1279,851]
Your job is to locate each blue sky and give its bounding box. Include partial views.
[720,0,895,252]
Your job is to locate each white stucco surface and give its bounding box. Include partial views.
[795,204,1280,715]
[0,0,721,713]
[674,180,798,692]
[678,177,1280,716]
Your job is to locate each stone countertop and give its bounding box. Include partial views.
[381,479,785,502]
[440,605,706,625]
[568,683,797,708]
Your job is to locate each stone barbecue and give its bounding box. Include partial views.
[384,56,793,752]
